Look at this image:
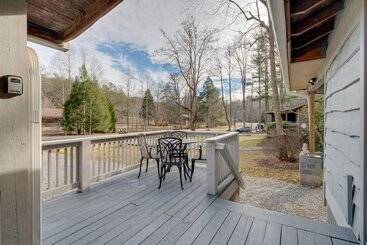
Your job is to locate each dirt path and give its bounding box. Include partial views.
[239,175,327,223]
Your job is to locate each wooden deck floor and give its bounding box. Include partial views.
[42,166,359,245]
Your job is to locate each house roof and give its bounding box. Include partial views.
[267,0,344,91]
[27,0,123,50]
[267,97,307,114]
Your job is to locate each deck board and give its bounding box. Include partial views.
[42,166,359,245]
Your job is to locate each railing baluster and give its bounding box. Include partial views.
[123,140,127,168]
[107,142,111,172]
[134,138,138,165]
[91,144,95,177]
[76,146,80,183]
[56,149,60,187]
[103,142,106,174]
[116,141,119,170]
[128,139,132,166]
[70,147,74,184]
[98,143,101,175]
[64,148,68,185]
[113,141,116,171]
[47,150,51,190]
[120,140,123,169]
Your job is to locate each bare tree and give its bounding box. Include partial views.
[224,45,235,130]
[158,17,217,130]
[215,56,231,131]
[233,34,249,127]
[191,0,284,137]
[228,0,284,137]
[51,49,74,105]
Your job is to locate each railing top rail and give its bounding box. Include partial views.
[206,132,239,142]
[41,130,228,148]
[185,130,226,136]
[42,130,170,147]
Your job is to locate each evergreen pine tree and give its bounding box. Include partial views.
[198,77,224,127]
[140,89,155,124]
[61,64,116,134]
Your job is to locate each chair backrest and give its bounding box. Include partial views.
[158,137,183,165]
[137,134,150,158]
[171,131,187,139]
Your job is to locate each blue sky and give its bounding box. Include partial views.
[96,42,177,76]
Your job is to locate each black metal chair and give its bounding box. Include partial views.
[186,145,206,181]
[171,131,187,139]
[169,131,200,182]
[158,137,186,190]
[137,134,160,179]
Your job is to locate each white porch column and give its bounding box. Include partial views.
[0,0,40,244]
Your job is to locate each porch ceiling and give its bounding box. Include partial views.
[268,0,345,91]
[27,0,123,48]
[287,0,344,63]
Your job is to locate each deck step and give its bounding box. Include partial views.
[212,198,359,243]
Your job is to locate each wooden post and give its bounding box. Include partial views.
[206,140,218,195]
[78,140,91,192]
[308,90,316,154]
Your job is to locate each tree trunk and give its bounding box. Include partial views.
[190,91,197,131]
[268,19,284,137]
[228,76,233,131]
[250,81,254,129]
[221,79,231,131]
[264,59,269,112]
[241,78,247,127]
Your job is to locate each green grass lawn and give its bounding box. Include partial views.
[239,134,268,148]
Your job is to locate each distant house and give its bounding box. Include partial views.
[266,103,306,124]
[266,99,308,137]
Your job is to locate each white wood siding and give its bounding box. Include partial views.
[323,0,364,240]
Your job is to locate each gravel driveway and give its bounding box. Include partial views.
[239,175,327,223]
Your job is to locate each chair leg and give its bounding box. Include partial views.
[145,159,149,172]
[156,159,160,179]
[138,157,144,179]
[178,165,184,190]
[183,155,189,181]
[159,165,165,189]
[183,163,187,181]
[190,159,195,182]
[163,165,167,181]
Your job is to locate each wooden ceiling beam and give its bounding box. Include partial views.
[291,20,335,50]
[290,0,333,20]
[291,36,328,62]
[27,22,63,44]
[62,0,123,42]
[291,48,326,63]
[291,0,343,37]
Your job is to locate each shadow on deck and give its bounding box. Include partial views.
[42,166,358,245]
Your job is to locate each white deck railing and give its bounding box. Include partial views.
[206,132,243,196]
[41,130,221,199]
